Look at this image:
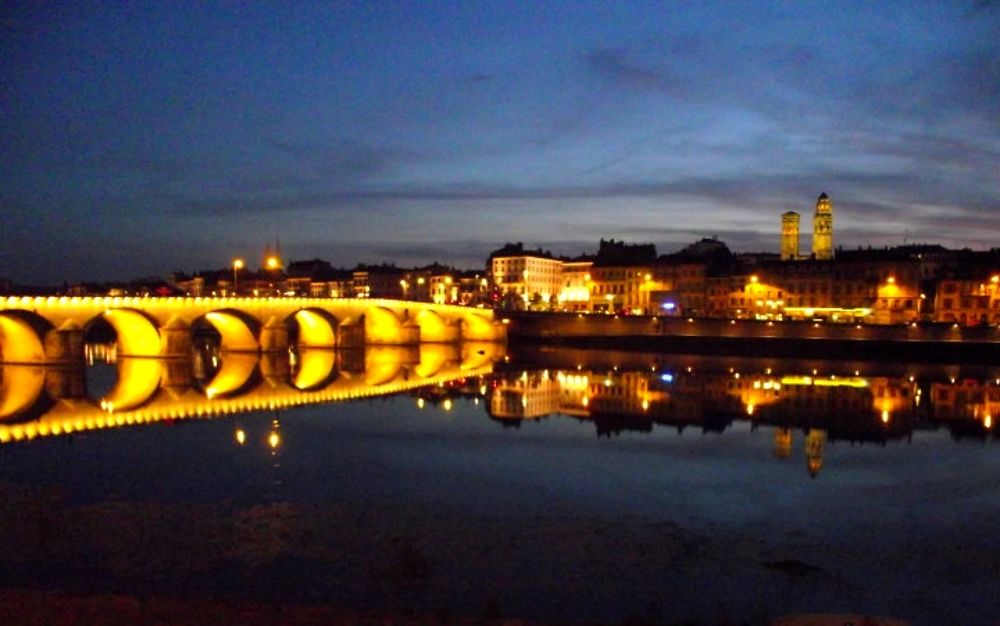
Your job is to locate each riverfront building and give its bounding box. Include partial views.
[484,193,998,325]
[134,195,1000,327]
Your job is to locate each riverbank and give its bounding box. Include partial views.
[503,312,1000,363]
[0,483,991,625]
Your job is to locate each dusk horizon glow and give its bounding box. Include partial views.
[2,1,998,285]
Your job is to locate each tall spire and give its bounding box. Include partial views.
[812,193,833,260]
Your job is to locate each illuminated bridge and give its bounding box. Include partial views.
[0,295,506,363]
[0,342,503,444]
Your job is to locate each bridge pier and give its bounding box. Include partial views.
[401,321,421,345]
[338,322,366,349]
[160,360,194,390]
[44,365,87,400]
[260,352,291,381]
[43,328,84,364]
[260,320,289,353]
[159,322,193,359]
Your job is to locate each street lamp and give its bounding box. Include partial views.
[232,258,245,295]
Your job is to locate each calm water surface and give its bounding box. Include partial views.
[1,343,998,625]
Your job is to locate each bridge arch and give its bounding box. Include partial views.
[365,307,408,344]
[202,353,260,399]
[0,310,50,363]
[0,365,48,419]
[289,308,338,348]
[100,359,163,412]
[460,313,499,342]
[292,349,338,390]
[196,309,261,353]
[98,309,162,358]
[412,309,458,343]
[364,346,410,385]
[412,343,458,378]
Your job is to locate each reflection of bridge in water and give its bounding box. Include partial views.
[0,295,505,363]
[0,342,504,444]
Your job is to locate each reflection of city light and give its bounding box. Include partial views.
[268,431,281,449]
[235,429,246,445]
[444,399,453,411]
[416,398,425,409]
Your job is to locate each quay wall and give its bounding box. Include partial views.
[503,312,1000,363]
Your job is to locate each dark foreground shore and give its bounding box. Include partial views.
[0,483,992,625]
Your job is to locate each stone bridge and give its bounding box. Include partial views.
[0,295,506,363]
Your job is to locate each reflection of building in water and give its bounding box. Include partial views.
[490,368,678,434]
[805,429,826,478]
[483,362,1000,474]
[774,428,792,459]
[931,380,999,427]
[869,377,916,424]
[489,370,562,420]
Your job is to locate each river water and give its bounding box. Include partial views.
[1,342,998,625]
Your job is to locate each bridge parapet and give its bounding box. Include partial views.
[0,296,505,363]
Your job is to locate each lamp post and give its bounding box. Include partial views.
[232,258,245,296]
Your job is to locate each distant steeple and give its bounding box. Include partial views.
[781,211,800,260]
[812,193,834,260]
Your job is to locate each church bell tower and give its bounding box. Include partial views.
[781,211,800,260]
[812,193,833,260]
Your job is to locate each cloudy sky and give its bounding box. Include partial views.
[2,1,998,284]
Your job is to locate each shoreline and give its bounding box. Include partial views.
[503,312,1000,364]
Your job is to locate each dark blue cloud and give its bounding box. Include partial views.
[0,1,997,284]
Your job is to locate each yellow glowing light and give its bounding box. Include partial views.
[266,256,281,270]
[780,376,868,388]
[443,398,453,411]
[750,275,758,283]
[417,398,425,409]
[746,404,755,416]
[886,276,896,285]
[100,359,163,411]
[985,415,992,429]
[235,429,246,445]
[232,258,245,270]
[268,431,281,449]
[881,410,890,424]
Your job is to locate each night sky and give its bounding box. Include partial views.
[2,2,998,285]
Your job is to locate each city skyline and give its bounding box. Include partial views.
[2,1,998,285]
